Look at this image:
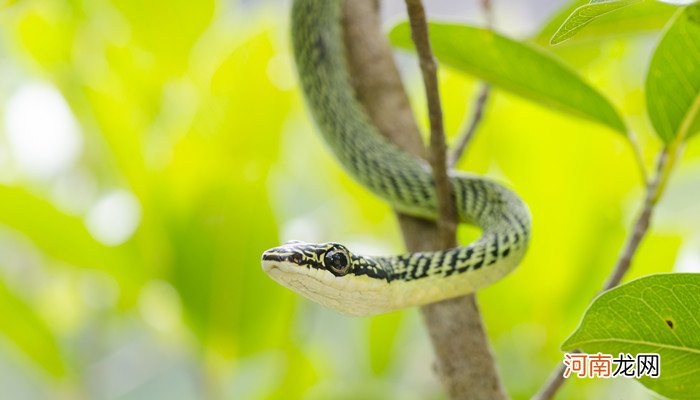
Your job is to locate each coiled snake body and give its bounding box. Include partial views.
[262,0,531,316]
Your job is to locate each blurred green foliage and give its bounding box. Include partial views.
[0,0,698,399]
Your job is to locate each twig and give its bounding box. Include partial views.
[532,147,675,400]
[342,1,507,399]
[532,355,573,400]
[448,0,493,167]
[601,149,667,290]
[405,0,456,247]
[449,84,491,167]
[480,0,494,27]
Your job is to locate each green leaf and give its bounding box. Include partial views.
[646,5,700,143]
[368,312,404,374]
[549,1,643,45]
[166,31,295,358]
[388,23,627,133]
[658,0,699,5]
[0,278,65,376]
[536,0,676,46]
[0,185,134,283]
[563,273,700,399]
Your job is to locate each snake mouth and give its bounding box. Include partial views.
[261,252,283,274]
[261,261,278,274]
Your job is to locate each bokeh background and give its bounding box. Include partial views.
[0,0,698,399]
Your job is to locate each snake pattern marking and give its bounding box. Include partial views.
[261,0,531,316]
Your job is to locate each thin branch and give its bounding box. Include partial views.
[449,84,491,167]
[601,150,667,290]
[403,1,508,399]
[405,0,456,248]
[480,0,494,27]
[448,0,493,167]
[532,355,573,400]
[532,147,674,400]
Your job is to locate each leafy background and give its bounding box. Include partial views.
[0,0,698,399]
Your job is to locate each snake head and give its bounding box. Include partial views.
[261,241,393,316]
[262,241,354,276]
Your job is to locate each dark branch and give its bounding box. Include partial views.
[403,1,507,398]
[404,0,456,248]
[342,1,507,398]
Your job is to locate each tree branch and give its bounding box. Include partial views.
[404,0,456,247]
[342,1,506,399]
[532,147,674,400]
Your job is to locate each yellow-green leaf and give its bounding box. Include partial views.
[0,185,133,281]
[388,22,626,133]
[536,0,676,46]
[550,0,642,45]
[0,278,64,376]
[563,273,700,399]
[646,5,700,143]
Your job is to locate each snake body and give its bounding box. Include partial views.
[262,0,531,316]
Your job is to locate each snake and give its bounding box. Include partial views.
[261,0,531,316]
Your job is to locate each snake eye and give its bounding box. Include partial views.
[324,248,351,276]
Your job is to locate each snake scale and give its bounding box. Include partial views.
[262,0,531,316]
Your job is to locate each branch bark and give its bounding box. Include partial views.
[342,1,507,399]
[404,0,456,247]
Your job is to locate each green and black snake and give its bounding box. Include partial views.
[262,0,531,316]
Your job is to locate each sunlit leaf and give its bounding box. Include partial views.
[0,185,133,282]
[166,31,294,357]
[111,0,215,74]
[549,1,642,45]
[658,0,698,5]
[389,22,627,133]
[563,273,700,399]
[646,4,700,143]
[368,312,404,374]
[16,9,75,68]
[536,0,676,46]
[0,278,64,376]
